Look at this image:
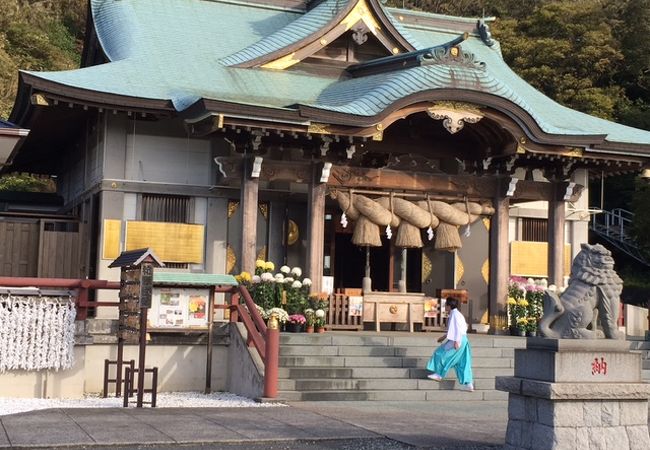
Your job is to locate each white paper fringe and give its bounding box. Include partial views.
[0,295,76,373]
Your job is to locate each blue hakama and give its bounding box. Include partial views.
[426,334,474,385]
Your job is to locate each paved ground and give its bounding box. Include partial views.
[0,400,507,449]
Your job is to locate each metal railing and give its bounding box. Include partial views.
[590,208,649,266]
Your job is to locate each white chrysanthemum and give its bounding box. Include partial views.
[274,273,285,282]
[291,280,302,289]
[280,265,291,274]
[252,275,261,283]
[267,307,289,323]
[540,279,548,288]
[284,277,294,284]
[315,309,325,318]
[304,308,314,315]
[261,272,274,282]
[291,267,302,278]
[302,278,312,286]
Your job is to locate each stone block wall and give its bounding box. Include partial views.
[504,393,650,450]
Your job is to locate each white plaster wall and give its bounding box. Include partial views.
[0,344,228,398]
[625,305,649,337]
[125,133,211,185]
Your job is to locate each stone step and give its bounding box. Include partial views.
[277,389,509,402]
[278,365,514,380]
[279,354,513,370]
[279,344,512,358]
[279,333,527,349]
[277,376,498,391]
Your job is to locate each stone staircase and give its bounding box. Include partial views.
[277,332,527,401]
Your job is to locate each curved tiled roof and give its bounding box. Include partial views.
[13,0,650,150]
[220,0,346,66]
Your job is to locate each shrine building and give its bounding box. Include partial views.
[7,0,650,331]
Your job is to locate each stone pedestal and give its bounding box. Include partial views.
[496,338,650,450]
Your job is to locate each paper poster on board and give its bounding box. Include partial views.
[423,298,439,318]
[157,288,184,327]
[187,289,209,327]
[348,296,363,317]
[151,287,210,329]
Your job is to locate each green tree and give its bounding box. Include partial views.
[0,173,55,192]
[0,0,86,118]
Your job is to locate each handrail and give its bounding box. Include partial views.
[227,284,279,398]
[0,277,121,319]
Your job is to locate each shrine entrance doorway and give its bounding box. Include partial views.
[326,210,422,293]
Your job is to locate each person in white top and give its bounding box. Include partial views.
[425,297,474,391]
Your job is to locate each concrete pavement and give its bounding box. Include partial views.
[0,400,507,449]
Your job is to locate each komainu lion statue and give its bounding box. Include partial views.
[539,243,623,339]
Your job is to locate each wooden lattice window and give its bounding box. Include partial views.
[141,194,193,223]
[140,194,194,268]
[522,218,548,242]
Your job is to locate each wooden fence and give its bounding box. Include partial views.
[0,216,83,278]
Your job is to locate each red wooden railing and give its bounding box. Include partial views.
[224,284,279,398]
[0,277,121,319]
[0,277,280,398]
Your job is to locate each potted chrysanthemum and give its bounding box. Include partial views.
[287,314,306,332]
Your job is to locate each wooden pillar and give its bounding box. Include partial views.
[240,159,259,275]
[307,165,326,294]
[548,183,566,287]
[489,193,510,334]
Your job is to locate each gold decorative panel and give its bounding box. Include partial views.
[258,203,268,220]
[226,244,237,274]
[227,201,239,218]
[510,241,571,278]
[256,245,267,263]
[481,258,489,284]
[421,252,432,282]
[455,255,464,286]
[482,217,490,232]
[102,219,121,260]
[126,221,205,263]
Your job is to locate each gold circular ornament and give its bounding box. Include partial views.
[389,305,398,314]
[287,219,299,246]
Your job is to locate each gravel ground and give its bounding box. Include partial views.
[0,391,284,415]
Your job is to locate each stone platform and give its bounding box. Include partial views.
[496,338,650,450]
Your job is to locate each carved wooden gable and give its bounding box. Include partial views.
[234,0,414,70]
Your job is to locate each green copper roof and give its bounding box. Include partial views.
[19,0,650,149]
[154,272,238,286]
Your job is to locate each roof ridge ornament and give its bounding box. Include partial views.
[420,43,486,71]
[347,32,475,77]
[477,19,495,47]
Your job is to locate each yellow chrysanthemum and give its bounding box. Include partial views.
[255,259,265,268]
[516,317,528,324]
[239,271,252,282]
[517,299,529,307]
[265,261,275,271]
[507,297,517,305]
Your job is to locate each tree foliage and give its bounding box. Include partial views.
[0,172,55,192]
[0,0,86,118]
